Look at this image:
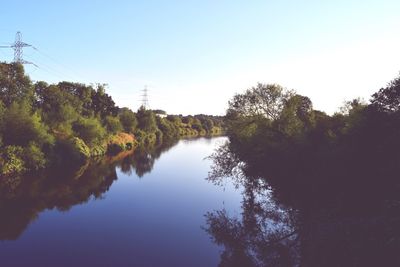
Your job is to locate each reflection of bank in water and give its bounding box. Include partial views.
[205,141,400,267]
[0,139,177,241]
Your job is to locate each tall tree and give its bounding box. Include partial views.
[119,108,138,133]
[371,75,400,114]
[91,84,119,118]
[0,63,32,106]
[136,107,157,133]
[227,83,294,121]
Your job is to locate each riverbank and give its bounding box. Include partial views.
[0,63,225,178]
[0,127,225,179]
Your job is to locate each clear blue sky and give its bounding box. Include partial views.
[1,0,400,115]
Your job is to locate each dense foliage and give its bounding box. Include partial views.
[217,80,400,233]
[206,75,400,266]
[224,79,400,187]
[0,63,223,176]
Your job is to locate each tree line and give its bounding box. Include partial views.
[223,75,400,191]
[0,63,223,177]
[205,73,400,266]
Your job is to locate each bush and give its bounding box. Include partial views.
[72,117,106,146]
[145,133,157,145]
[104,115,123,134]
[134,129,146,143]
[157,117,179,140]
[119,108,137,133]
[134,129,156,145]
[0,146,25,175]
[90,144,107,157]
[203,118,214,132]
[56,137,91,163]
[23,142,46,170]
[107,133,136,155]
[2,101,54,147]
[166,115,182,126]
[136,107,157,133]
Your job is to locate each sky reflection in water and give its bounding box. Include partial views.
[0,137,261,267]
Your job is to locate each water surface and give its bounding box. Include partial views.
[0,137,244,267]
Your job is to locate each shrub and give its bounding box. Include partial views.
[157,117,179,140]
[166,115,182,126]
[134,129,146,143]
[56,137,91,163]
[0,146,25,175]
[136,107,157,133]
[23,142,46,170]
[2,101,54,147]
[203,118,214,132]
[119,108,137,133]
[104,115,123,134]
[144,133,157,145]
[107,133,136,155]
[72,117,106,146]
[90,144,107,157]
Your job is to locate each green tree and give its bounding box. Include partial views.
[104,115,123,134]
[72,117,106,146]
[23,142,47,170]
[277,94,314,137]
[0,145,25,175]
[371,75,400,114]
[34,83,80,133]
[227,83,293,120]
[182,116,194,125]
[203,118,214,132]
[2,101,54,147]
[166,115,182,126]
[156,117,179,140]
[91,84,119,118]
[191,118,203,131]
[0,63,33,107]
[119,108,138,133]
[57,81,93,116]
[136,107,157,133]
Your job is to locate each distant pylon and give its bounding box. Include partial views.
[141,85,149,109]
[0,31,36,65]
[11,31,32,63]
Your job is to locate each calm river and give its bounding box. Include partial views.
[0,137,247,267]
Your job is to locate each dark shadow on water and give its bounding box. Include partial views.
[204,141,400,267]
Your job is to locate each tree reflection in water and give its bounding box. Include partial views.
[118,140,178,177]
[0,141,177,241]
[205,141,400,267]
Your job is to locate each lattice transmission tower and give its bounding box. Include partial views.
[141,85,149,109]
[0,31,36,66]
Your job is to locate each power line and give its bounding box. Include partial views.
[1,31,88,82]
[24,54,76,81]
[32,46,87,82]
